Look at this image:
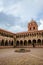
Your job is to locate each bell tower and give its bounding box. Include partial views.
[28,19,38,32]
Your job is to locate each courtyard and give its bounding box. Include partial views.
[0,48,43,65]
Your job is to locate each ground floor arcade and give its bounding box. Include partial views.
[16,39,43,47]
[0,39,14,46]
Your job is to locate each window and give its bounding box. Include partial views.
[30,28,31,30]
[33,27,35,30]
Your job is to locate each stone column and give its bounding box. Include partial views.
[23,41,24,47]
[4,40,5,46]
[0,41,1,46]
[27,41,28,47]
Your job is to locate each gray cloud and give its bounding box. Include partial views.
[3,0,22,7]
[0,11,28,33]
[0,0,43,32]
[0,12,21,25]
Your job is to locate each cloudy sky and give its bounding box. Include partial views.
[0,0,43,33]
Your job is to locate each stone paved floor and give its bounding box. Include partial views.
[0,48,43,65]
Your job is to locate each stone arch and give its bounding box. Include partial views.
[9,40,11,46]
[37,39,41,45]
[1,39,4,46]
[24,40,27,46]
[20,40,23,46]
[42,40,43,45]
[32,39,36,47]
[5,40,8,46]
[0,40,1,46]
[28,40,31,45]
[32,39,36,44]
[16,40,19,46]
[11,40,13,46]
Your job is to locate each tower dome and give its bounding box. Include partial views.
[28,19,38,32]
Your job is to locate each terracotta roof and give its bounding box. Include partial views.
[0,28,16,35]
[0,29,43,35]
[16,30,43,35]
